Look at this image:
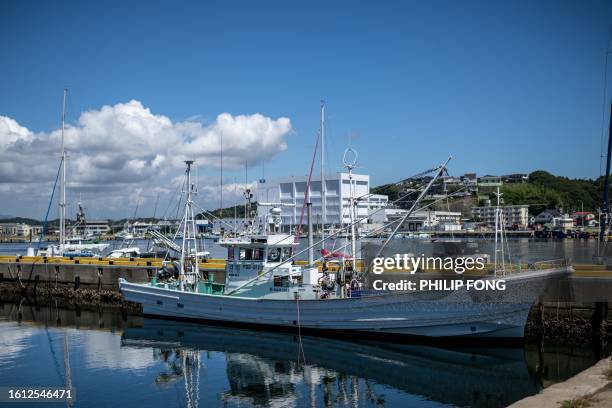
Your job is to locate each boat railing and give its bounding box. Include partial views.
[528,258,571,270]
[498,258,570,275]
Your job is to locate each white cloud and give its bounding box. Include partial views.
[0,101,293,218]
[0,115,33,146]
[81,330,156,371]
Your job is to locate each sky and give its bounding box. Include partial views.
[1,0,611,219]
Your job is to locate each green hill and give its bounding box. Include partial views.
[372,170,603,215]
[500,171,600,214]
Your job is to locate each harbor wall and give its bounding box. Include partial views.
[0,261,226,290]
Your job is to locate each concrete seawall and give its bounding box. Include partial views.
[0,257,226,290]
[510,357,612,407]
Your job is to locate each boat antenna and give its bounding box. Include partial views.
[59,88,68,255]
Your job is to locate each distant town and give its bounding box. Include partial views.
[0,169,600,242]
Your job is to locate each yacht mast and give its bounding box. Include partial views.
[59,89,67,255]
[320,101,326,241]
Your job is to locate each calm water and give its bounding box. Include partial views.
[0,237,606,264]
[0,301,606,408]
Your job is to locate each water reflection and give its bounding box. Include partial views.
[0,299,606,408]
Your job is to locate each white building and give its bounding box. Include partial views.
[534,209,561,224]
[0,223,33,237]
[257,173,388,230]
[401,210,462,232]
[552,215,574,232]
[75,219,110,236]
[472,205,529,228]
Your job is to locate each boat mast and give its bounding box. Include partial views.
[600,103,612,242]
[180,160,199,291]
[494,186,505,276]
[320,101,326,242]
[220,131,223,213]
[59,89,67,255]
[343,148,358,261]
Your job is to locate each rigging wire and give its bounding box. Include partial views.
[294,130,321,239]
[600,26,612,177]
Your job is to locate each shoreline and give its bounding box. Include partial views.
[510,357,612,407]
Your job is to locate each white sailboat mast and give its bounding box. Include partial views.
[59,88,67,255]
[320,101,326,241]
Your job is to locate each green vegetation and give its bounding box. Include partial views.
[499,171,600,215]
[205,203,256,219]
[560,394,597,408]
[371,183,401,202]
[498,183,565,215]
[0,217,43,225]
[604,362,612,381]
[372,170,603,216]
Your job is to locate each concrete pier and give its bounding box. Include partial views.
[509,357,612,407]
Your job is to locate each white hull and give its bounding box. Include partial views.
[65,243,109,252]
[120,268,569,339]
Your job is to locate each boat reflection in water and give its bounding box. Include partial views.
[122,318,541,407]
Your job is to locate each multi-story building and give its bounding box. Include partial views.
[400,210,462,232]
[477,175,502,195]
[75,219,110,236]
[1,223,28,237]
[257,173,388,230]
[461,173,477,188]
[471,204,529,228]
[0,223,42,237]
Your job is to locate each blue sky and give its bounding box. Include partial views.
[1,0,611,217]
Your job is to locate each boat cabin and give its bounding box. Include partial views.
[219,233,303,295]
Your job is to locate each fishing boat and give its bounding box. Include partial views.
[120,159,570,340]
